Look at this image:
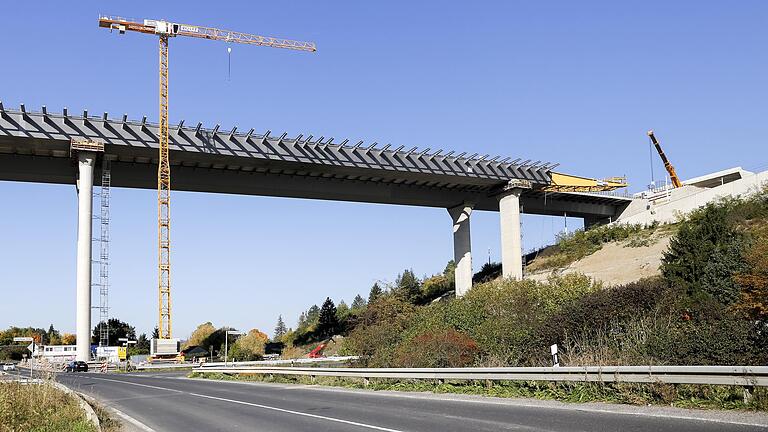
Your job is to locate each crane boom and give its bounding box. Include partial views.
[647,130,683,188]
[99,15,315,340]
[99,16,317,51]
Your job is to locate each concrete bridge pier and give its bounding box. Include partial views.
[448,203,474,297]
[498,180,531,280]
[75,152,95,361]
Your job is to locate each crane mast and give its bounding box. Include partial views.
[647,130,683,189]
[99,15,316,340]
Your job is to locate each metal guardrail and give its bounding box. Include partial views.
[193,365,768,387]
[199,356,360,368]
[136,356,359,370]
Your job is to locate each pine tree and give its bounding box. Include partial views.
[274,315,288,339]
[351,294,367,311]
[395,269,421,303]
[306,305,321,325]
[47,324,61,345]
[336,300,350,321]
[152,326,160,339]
[368,283,383,304]
[317,297,339,338]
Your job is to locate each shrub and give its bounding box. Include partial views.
[420,274,453,303]
[394,329,479,367]
[646,315,768,365]
[472,262,502,284]
[341,297,416,366]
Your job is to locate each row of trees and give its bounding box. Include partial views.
[185,322,269,361]
[273,260,458,351]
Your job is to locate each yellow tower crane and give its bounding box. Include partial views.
[98,16,316,340]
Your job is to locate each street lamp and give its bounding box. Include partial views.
[224,330,245,367]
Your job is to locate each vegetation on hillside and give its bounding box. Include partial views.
[269,189,768,370]
[526,221,669,272]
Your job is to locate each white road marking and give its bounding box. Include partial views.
[105,405,157,432]
[85,376,406,432]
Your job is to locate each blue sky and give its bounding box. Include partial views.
[1,1,766,338]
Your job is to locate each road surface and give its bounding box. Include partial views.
[50,371,767,432]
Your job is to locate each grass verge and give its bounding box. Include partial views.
[0,380,98,432]
[189,371,768,411]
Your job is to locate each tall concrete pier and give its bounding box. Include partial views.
[499,180,531,280]
[449,203,474,297]
[75,152,95,361]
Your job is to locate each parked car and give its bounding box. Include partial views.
[1,363,15,371]
[65,361,89,372]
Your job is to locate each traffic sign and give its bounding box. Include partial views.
[118,346,127,360]
[13,337,33,342]
[27,343,36,353]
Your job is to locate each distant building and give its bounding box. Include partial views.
[37,345,77,361]
[180,346,209,362]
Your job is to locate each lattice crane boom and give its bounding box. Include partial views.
[99,15,316,340]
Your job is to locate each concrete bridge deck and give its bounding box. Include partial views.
[0,104,630,218]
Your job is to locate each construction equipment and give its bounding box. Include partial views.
[542,172,628,193]
[98,16,316,341]
[308,338,334,358]
[647,130,683,188]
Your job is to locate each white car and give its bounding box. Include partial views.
[2,363,16,371]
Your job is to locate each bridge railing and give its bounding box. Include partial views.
[192,365,768,387]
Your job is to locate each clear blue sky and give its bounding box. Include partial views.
[1,1,766,338]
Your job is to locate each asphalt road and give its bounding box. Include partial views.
[50,371,767,432]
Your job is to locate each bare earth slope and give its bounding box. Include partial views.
[526,233,672,286]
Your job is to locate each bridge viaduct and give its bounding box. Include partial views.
[0,103,632,360]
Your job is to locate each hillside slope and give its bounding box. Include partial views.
[526,231,673,286]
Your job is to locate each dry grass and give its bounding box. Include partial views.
[0,378,97,432]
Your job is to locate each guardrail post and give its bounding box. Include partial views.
[743,386,754,404]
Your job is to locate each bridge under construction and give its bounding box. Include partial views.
[0,102,632,360]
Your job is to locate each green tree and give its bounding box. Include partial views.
[368,283,383,304]
[395,269,421,303]
[351,294,367,311]
[336,300,350,322]
[274,315,288,339]
[135,333,150,354]
[317,297,339,338]
[662,202,747,304]
[47,324,61,345]
[91,318,136,346]
[152,326,159,339]
[306,305,321,325]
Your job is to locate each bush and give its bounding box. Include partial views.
[341,297,416,366]
[394,329,479,367]
[646,317,768,365]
